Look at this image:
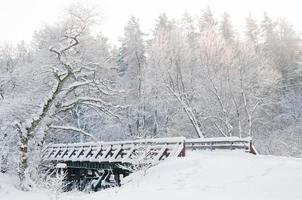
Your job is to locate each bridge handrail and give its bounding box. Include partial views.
[186,136,251,143]
[43,137,186,165]
[43,136,257,166]
[185,136,256,154]
[48,137,186,148]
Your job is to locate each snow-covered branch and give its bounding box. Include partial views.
[49,125,97,141]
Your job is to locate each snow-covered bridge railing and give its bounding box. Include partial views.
[186,137,257,155]
[43,137,256,166]
[43,137,186,191]
[43,137,186,166]
[42,137,256,191]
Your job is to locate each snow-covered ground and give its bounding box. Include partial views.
[1,151,302,200]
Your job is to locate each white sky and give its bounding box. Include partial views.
[0,0,301,46]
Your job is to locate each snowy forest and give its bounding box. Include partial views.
[0,3,301,192]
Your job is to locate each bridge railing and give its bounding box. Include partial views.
[43,136,257,166]
[43,136,256,191]
[43,137,186,166]
[185,137,257,154]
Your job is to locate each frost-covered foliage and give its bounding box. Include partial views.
[0,4,301,190]
[41,169,67,200]
[116,10,301,157]
[0,4,124,190]
[117,16,146,138]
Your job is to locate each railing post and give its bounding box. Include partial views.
[249,140,257,155]
[178,142,186,157]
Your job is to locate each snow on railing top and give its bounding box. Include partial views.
[186,137,256,154]
[186,136,251,143]
[48,137,186,148]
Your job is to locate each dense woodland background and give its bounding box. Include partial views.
[0,4,301,189]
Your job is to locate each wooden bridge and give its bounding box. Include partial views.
[43,137,256,191]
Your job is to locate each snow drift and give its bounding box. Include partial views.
[1,151,302,200]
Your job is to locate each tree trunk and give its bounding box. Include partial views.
[16,123,30,190]
[15,64,71,190]
[0,133,8,173]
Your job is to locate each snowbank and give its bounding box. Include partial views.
[1,151,302,200]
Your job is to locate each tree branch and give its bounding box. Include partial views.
[49,125,97,141]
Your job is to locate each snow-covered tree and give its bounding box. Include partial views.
[219,12,235,43]
[14,4,123,190]
[117,16,146,138]
[245,14,260,48]
[198,7,217,32]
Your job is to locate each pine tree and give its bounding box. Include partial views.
[274,19,301,78]
[153,13,175,35]
[245,14,259,47]
[260,13,276,53]
[198,6,217,32]
[219,12,235,43]
[118,16,146,137]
